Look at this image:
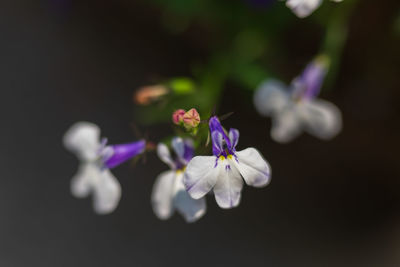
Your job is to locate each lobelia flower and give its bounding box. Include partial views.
[151,137,206,223]
[63,122,146,214]
[253,56,342,143]
[285,0,343,18]
[184,116,271,209]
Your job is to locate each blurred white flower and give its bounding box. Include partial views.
[152,137,206,223]
[286,0,343,18]
[63,122,145,214]
[184,116,271,209]
[254,56,342,143]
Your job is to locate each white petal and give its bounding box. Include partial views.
[286,0,323,18]
[151,170,176,220]
[300,99,342,140]
[157,143,175,169]
[63,121,101,161]
[213,161,243,209]
[271,106,302,143]
[254,79,289,117]
[171,137,185,159]
[184,156,219,199]
[70,163,96,198]
[173,173,206,223]
[234,148,271,188]
[92,169,121,215]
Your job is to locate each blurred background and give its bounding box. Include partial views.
[1,0,400,266]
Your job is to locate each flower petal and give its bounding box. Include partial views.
[174,173,206,223]
[182,139,195,163]
[253,79,289,117]
[92,169,121,214]
[104,140,146,169]
[211,131,224,156]
[151,170,176,220]
[63,121,101,161]
[291,57,327,100]
[213,162,243,209]
[300,99,342,140]
[271,106,302,143]
[184,156,219,199]
[70,163,96,198]
[286,0,323,18]
[209,116,231,148]
[228,128,239,151]
[157,143,175,169]
[234,148,271,187]
[171,137,185,160]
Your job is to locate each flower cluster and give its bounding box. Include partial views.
[64,51,343,222]
[64,110,271,222]
[63,1,345,223]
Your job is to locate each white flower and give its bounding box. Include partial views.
[286,0,343,18]
[63,122,145,214]
[183,117,271,209]
[151,137,206,223]
[253,57,342,143]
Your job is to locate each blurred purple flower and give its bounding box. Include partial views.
[104,140,146,169]
[253,56,342,143]
[63,122,145,214]
[291,57,328,100]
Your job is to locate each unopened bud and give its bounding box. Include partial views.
[134,85,169,105]
[183,108,200,129]
[172,109,186,125]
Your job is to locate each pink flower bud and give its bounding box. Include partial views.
[183,108,200,128]
[172,109,186,125]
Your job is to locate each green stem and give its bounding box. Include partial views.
[321,0,359,90]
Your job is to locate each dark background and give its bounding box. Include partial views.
[1,0,400,266]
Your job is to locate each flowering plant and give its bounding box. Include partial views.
[62,0,356,222]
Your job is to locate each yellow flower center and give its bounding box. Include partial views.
[219,154,233,161]
[176,167,186,175]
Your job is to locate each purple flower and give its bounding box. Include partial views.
[63,122,145,214]
[152,137,206,223]
[290,56,330,101]
[184,116,271,209]
[104,140,146,169]
[253,56,342,143]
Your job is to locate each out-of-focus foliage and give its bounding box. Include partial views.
[135,0,358,126]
